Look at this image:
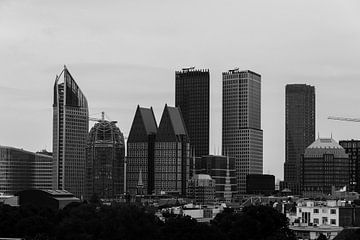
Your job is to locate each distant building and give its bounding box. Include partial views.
[53,66,89,198]
[284,84,315,195]
[301,138,349,196]
[17,189,80,210]
[85,119,125,200]
[246,174,275,195]
[287,199,360,240]
[195,155,236,202]
[222,69,263,194]
[154,105,190,196]
[126,105,157,195]
[0,146,52,194]
[175,68,210,157]
[339,140,360,193]
[187,174,216,205]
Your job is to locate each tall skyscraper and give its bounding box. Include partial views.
[154,104,190,196]
[85,118,125,200]
[339,140,360,193]
[284,84,315,193]
[222,69,263,194]
[126,105,157,195]
[53,66,89,198]
[175,68,210,157]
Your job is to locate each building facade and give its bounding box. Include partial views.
[53,66,89,198]
[0,146,53,194]
[154,105,190,196]
[284,84,315,194]
[188,174,216,205]
[246,174,275,195]
[126,105,157,195]
[339,140,360,193]
[85,119,125,200]
[222,69,263,194]
[175,68,210,157]
[301,138,349,196]
[195,155,236,202]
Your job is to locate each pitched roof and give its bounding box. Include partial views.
[166,106,187,136]
[307,138,343,149]
[139,107,157,135]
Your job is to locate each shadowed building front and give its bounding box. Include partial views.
[283,84,315,195]
[126,105,157,195]
[175,68,210,158]
[53,66,89,198]
[85,119,125,200]
[154,105,190,196]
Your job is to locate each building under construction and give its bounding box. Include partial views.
[85,116,125,200]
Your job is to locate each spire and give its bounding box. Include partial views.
[137,169,143,187]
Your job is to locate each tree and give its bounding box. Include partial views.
[212,205,296,240]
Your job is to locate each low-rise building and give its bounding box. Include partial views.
[288,199,360,239]
[188,174,216,205]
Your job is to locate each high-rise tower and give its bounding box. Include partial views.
[85,119,125,200]
[175,68,210,157]
[284,84,315,193]
[53,66,89,198]
[126,105,157,195]
[222,69,263,194]
[154,105,190,196]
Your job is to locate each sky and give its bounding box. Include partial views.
[0,0,360,181]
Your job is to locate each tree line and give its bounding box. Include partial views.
[0,202,297,240]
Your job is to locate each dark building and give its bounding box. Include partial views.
[284,84,315,194]
[175,68,209,157]
[301,138,349,196]
[17,189,80,210]
[154,105,190,196]
[53,66,89,198]
[188,174,216,205]
[222,69,263,194]
[246,174,275,195]
[339,140,360,193]
[195,155,237,202]
[85,118,125,200]
[0,146,53,194]
[126,105,157,195]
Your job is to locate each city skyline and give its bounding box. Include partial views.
[1,1,360,181]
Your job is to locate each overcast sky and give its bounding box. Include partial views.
[1,0,359,180]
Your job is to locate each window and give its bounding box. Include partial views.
[322,217,328,224]
[331,219,336,225]
[313,218,319,224]
[313,209,319,214]
[330,209,336,214]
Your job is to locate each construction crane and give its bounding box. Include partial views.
[328,116,360,123]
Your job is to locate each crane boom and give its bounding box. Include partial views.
[328,116,360,122]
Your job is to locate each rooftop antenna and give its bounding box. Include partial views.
[101,112,105,121]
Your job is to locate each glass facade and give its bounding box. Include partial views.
[53,66,89,198]
[0,146,52,194]
[284,84,315,191]
[85,120,125,200]
[175,69,210,157]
